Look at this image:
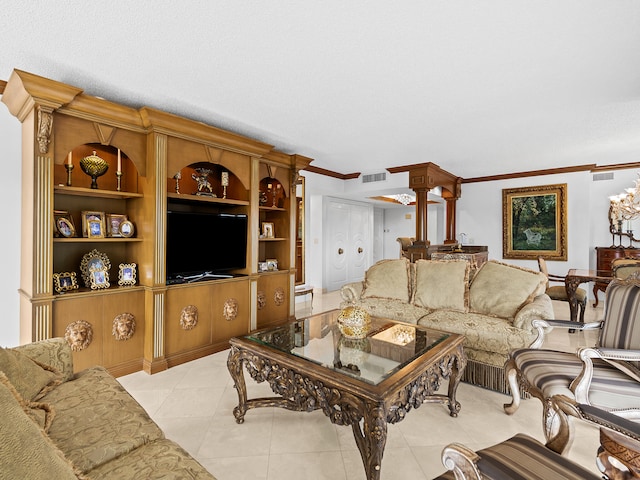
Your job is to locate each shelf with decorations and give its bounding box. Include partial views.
[52,144,143,295]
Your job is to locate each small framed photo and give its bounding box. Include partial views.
[89,267,110,290]
[107,213,128,237]
[81,211,105,238]
[53,272,79,294]
[262,222,275,238]
[118,263,137,286]
[54,210,76,238]
[266,258,278,271]
[119,220,135,238]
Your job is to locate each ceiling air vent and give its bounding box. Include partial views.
[362,172,386,183]
[593,172,614,181]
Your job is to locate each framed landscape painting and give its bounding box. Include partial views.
[502,183,567,261]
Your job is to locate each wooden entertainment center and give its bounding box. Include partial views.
[2,69,312,376]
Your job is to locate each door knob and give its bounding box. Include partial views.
[338,248,344,255]
[357,247,363,253]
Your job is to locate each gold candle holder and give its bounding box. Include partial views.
[116,171,122,192]
[64,163,74,186]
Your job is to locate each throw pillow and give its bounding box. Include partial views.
[412,259,470,312]
[361,258,411,302]
[0,346,63,401]
[0,372,55,433]
[469,260,546,319]
[0,373,78,480]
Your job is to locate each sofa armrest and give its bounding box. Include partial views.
[340,282,364,303]
[512,293,555,331]
[13,338,74,381]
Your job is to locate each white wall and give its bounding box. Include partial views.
[457,170,637,274]
[0,104,22,347]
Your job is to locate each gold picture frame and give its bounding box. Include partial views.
[54,210,76,238]
[89,267,110,290]
[118,263,137,286]
[119,220,135,238]
[503,183,567,260]
[261,222,274,238]
[81,211,106,238]
[80,249,111,287]
[53,271,79,293]
[106,213,127,237]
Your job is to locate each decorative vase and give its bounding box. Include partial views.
[337,306,371,339]
[80,151,109,189]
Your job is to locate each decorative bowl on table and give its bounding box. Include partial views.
[80,151,109,189]
[337,306,371,339]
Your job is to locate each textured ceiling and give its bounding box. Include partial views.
[1,1,640,179]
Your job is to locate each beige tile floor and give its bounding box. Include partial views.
[118,291,603,479]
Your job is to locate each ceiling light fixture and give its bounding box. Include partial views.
[389,194,415,205]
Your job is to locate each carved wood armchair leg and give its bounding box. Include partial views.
[503,359,521,415]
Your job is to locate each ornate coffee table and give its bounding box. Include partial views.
[227,310,466,480]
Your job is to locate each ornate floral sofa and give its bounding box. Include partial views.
[0,337,216,479]
[340,258,555,394]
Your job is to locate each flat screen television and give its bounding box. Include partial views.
[166,210,248,281]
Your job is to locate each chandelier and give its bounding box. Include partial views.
[609,175,640,222]
[389,193,415,205]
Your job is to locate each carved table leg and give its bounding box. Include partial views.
[447,347,466,417]
[565,277,582,324]
[351,403,387,480]
[227,345,248,424]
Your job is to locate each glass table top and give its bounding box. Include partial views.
[246,310,449,386]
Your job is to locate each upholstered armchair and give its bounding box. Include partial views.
[503,277,640,454]
[436,395,640,480]
[612,257,640,280]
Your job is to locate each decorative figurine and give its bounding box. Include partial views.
[112,313,136,341]
[192,168,215,196]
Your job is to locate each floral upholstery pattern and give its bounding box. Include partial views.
[42,366,164,473]
[86,438,216,480]
[1,339,216,479]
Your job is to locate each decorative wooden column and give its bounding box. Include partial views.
[387,162,461,245]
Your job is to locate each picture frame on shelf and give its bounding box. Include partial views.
[53,271,79,294]
[118,263,137,286]
[107,213,127,238]
[89,267,110,290]
[262,222,275,238]
[119,220,135,238]
[80,249,111,287]
[81,211,106,238]
[266,258,278,271]
[54,210,76,238]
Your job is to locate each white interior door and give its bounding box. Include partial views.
[324,198,372,291]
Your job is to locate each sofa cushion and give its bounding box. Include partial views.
[42,366,164,473]
[0,346,63,401]
[412,259,469,312]
[0,373,79,480]
[86,438,217,479]
[361,258,411,302]
[469,260,546,319]
[14,337,75,382]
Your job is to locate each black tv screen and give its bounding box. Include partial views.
[166,210,248,279]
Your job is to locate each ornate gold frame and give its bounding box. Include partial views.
[503,183,567,260]
[53,271,79,293]
[118,263,137,286]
